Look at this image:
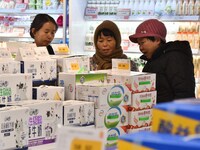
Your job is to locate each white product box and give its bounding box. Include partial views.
[128,109,152,129]
[109,71,156,93]
[21,59,57,81]
[63,100,94,126]
[131,91,157,111]
[58,72,107,100]
[60,56,90,73]
[0,73,32,103]
[95,106,129,129]
[0,106,29,150]
[6,100,63,147]
[0,61,20,74]
[106,126,127,147]
[56,126,106,150]
[127,126,152,134]
[76,84,131,108]
[33,85,65,101]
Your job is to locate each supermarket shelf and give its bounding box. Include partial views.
[85,15,200,22]
[0,9,63,15]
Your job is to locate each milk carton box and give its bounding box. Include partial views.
[152,98,200,136]
[0,106,29,150]
[109,71,156,93]
[0,61,20,74]
[95,105,129,129]
[61,55,90,73]
[118,131,200,150]
[58,72,107,100]
[5,100,62,147]
[76,84,131,108]
[131,91,157,111]
[63,100,94,126]
[106,126,127,147]
[0,73,32,103]
[21,59,57,82]
[32,85,65,101]
[128,109,152,129]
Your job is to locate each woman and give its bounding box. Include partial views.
[129,19,196,103]
[30,14,58,55]
[90,20,138,71]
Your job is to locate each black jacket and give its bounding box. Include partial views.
[140,41,195,103]
[47,45,55,55]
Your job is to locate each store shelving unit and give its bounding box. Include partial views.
[0,4,67,44]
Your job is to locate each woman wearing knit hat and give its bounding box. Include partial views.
[129,19,195,103]
[90,20,138,71]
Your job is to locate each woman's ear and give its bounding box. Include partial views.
[155,37,162,44]
[31,28,36,36]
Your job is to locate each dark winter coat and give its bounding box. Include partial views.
[140,40,195,103]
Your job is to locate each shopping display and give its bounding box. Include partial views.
[0,0,64,43]
[118,99,200,149]
[0,0,199,149]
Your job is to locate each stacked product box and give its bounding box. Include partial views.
[118,131,200,150]
[55,55,90,73]
[0,73,32,103]
[76,83,131,147]
[1,100,63,147]
[152,98,200,136]
[0,48,21,74]
[58,72,107,100]
[0,106,29,150]
[62,100,95,127]
[21,59,57,86]
[15,47,57,86]
[32,85,65,101]
[105,71,156,133]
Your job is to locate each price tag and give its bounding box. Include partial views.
[51,44,70,54]
[58,46,69,53]
[116,8,131,19]
[118,62,130,70]
[70,138,103,150]
[70,63,80,71]
[55,126,106,150]
[12,27,25,35]
[84,7,98,19]
[14,3,27,11]
[112,59,131,73]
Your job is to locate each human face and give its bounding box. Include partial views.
[32,22,56,47]
[97,32,116,56]
[137,37,160,59]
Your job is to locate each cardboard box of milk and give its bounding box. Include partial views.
[5,100,62,147]
[0,106,29,150]
[58,72,107,100]
[63,100,94,126]
[76,84,131,108]
[109,71,156,93]
[21,59,57,81]
[0,61,20,74]
[0,73,32,103]
[128,109,152,129]
[95,105,129,129]
[32,85,64,101]
[131,91,157,111]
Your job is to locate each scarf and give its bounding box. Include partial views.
[93,20,128,70]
